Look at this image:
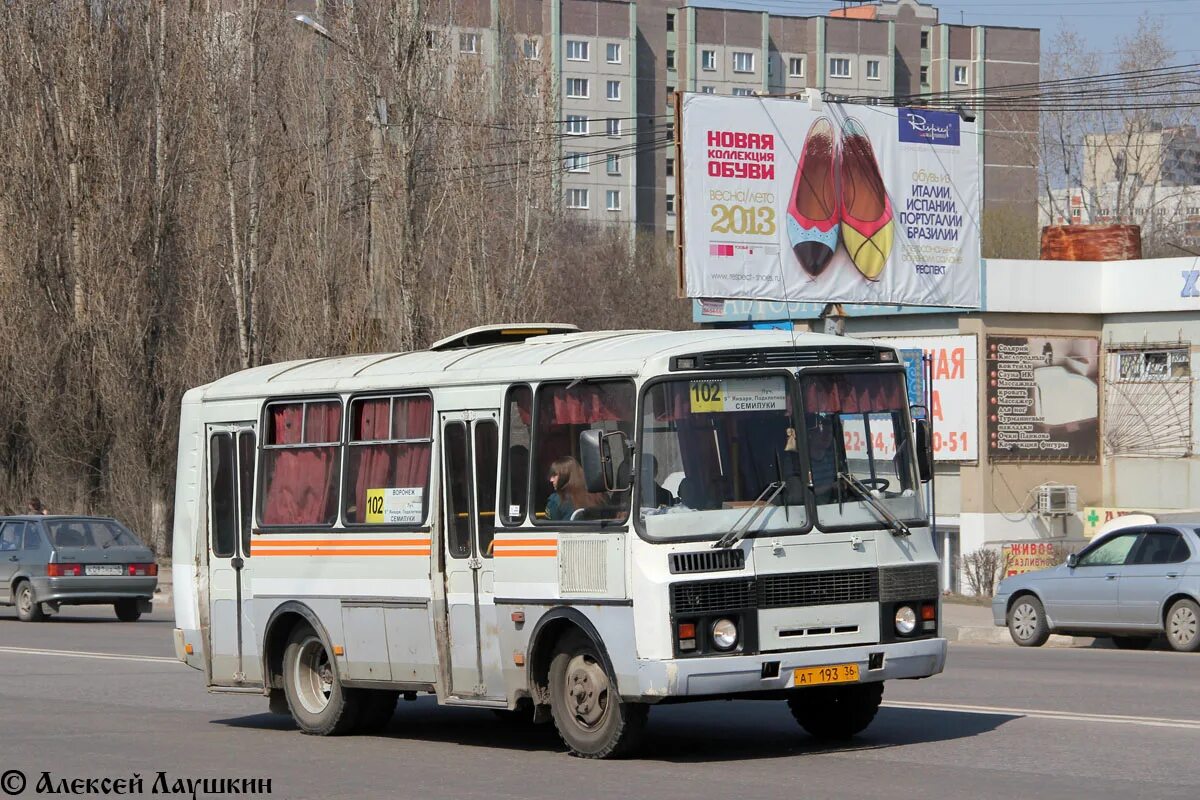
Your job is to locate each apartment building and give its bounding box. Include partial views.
[403,0,1039,236]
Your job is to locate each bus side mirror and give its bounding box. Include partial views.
[914,419,933,483]
[580,430,630,493]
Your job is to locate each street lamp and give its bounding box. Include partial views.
[292,12,388,323]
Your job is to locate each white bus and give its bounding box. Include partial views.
[172,324,946,758]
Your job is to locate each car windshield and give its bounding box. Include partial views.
[638,375,808,541]
[46,519,141,549]
[800,371,925,529]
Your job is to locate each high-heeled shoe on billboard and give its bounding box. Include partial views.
[785,117,839,277]
[838,117,893,281]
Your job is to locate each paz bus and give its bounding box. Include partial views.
[171,324,945,758]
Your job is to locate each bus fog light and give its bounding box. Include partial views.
[894,606,917,635]
[712,618,738,650]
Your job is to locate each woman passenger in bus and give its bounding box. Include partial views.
[545,456,607,521]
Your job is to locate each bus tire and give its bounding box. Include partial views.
[15,581,45,622]
[787,682,883,741]
[355,690,398,734]
[548,632,647,758]
[282,624,360,735]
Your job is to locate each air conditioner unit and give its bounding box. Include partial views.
[1037,485,1078,517]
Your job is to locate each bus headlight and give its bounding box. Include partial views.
[711,618,738,650]
[894,605,917,635]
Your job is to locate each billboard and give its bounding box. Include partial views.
[1002,542,1065,577]
[986,335,1100,462]
[679,94,980,308]
[881,335,979,461]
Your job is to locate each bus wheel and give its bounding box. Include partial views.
[356,690,398,734]
[548,633,647,758]
[282,624,360,735]
[787,682,884,741]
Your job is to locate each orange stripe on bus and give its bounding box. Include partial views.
[253,538,430,547]
[251,548,431,557]
[492,538,558,547]
[494,549,558,558]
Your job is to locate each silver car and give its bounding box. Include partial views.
[993,525,1200,652]
[0,515,158,622]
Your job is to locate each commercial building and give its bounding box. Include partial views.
[695,257,1200,592]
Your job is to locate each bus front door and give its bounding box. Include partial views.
[440,410,504,699]
[205,423,260,686]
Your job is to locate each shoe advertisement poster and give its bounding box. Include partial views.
[679,93,980,308]
[985,335,1100,462]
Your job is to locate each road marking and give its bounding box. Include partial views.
[886,700,1200,730]
[0,646,179,665]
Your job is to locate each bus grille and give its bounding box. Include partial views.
[879,563,940,601]
[670,578,756,614]
[758,569,879,608]
[669,549,746,574]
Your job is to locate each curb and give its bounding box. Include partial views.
[943,624,1097,648]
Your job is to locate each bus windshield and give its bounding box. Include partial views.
[800,371,925,529]
[638,375,808,541]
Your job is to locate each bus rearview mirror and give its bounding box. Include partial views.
[914,419,933,483]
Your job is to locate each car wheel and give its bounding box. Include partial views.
[1008,595,1050,647]
[114,599,142,622]
[548,632,647,759]
[1112,636,1153,650]
[282,624,361,735]
[787,682,884,741]
[1165,598,1200,653]
[15,581,45,622]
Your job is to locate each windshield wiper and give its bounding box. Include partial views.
[837,472,911,537]
[712,481,786,549]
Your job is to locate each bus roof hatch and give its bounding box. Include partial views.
[428,323,581,351]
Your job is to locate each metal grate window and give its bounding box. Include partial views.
[669,549,746,574]
[670,578,756,614]
[758,569,879,608]
[878,563,939,601]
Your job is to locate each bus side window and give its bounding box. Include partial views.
[501,386,532,525]
[474,420,499,557]
[444,422,472,559]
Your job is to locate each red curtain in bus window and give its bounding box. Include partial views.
[348,397,432,523]
[270,403,303,445]
[803,373,904,414]
[262,401,341,525]
[544,384,632,425]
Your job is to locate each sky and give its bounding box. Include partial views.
[696,0,1198,66]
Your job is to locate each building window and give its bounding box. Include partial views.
[702,50,716,71]
[829,57,851,78]
[919,65,929,85]
[524,38,540,60]
[732,88,753,97]
[459,32,480,54]
[701,85,715,94]
[606,153,620,175]
[732,51,755,73]
[667,11,675,32]
[565,115,589,135]
[566,188,589,209]
[666,194,676,215]
[607,42,621,64]
[866,60,880,80]
[565,152,589,173]
[666,158,674,178]
[606,117,621,137]
[789,57,804,78]
[954,65,968,85]
[606,190,621,212]
[606,80,621,101]
[920,29,929,49]
[566,78,590,99]
[566,40,589,61]
[666,86,676,107]
[667,49,676,71]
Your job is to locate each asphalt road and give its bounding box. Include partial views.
[1,604,1198,800]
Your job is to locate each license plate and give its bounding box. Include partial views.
[794,663,860,687]
[84,564,123,576]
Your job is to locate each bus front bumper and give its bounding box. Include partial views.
[629,637,947,700]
